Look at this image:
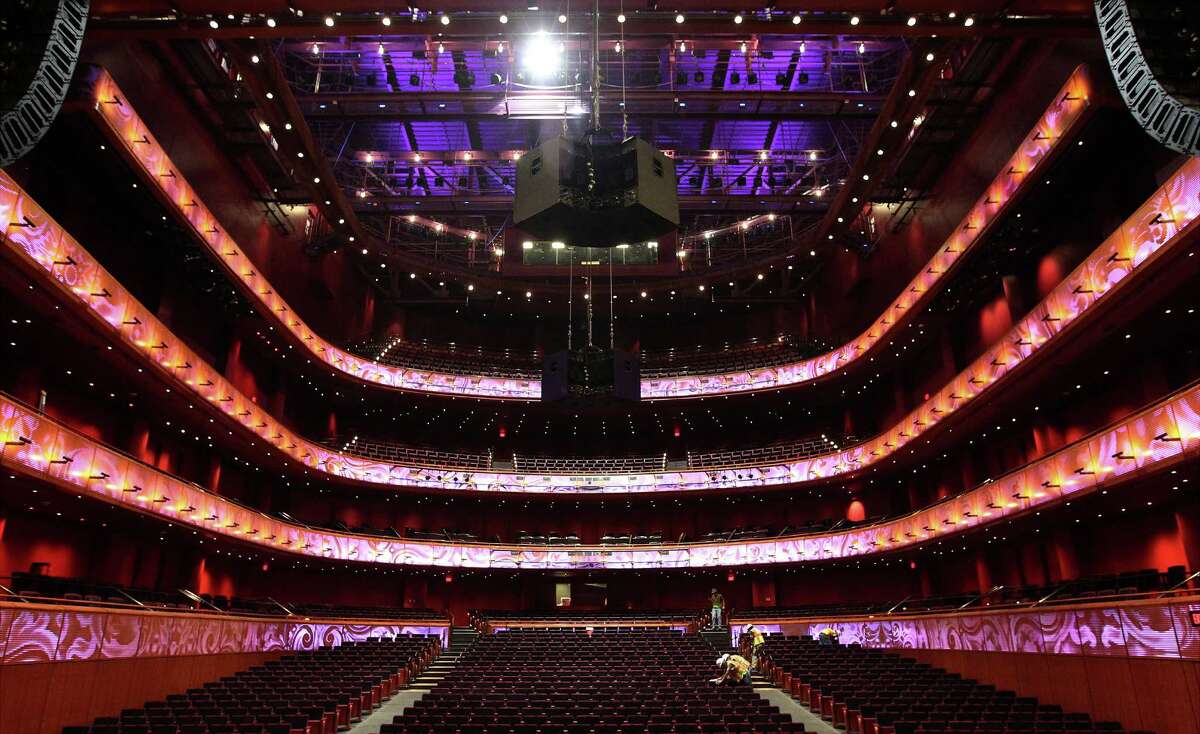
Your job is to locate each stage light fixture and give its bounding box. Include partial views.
[499,14,508,23]
[792,14,801,24]
[265,17,276,27]
[522,31,562,80]
[440,14,450,25]
[733,14,743,24]
[381,16,391,26]
[617,13,626,23]
[675,13,685,23]
[323,16,334,27]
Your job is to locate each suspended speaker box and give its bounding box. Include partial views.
[542,347,640,402]
[515,133,679,247]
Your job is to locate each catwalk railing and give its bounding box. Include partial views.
[81,64,1094,400]
[4,140,1195,494]
[2,369,1198,569]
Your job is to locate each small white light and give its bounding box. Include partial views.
[525,291,532,298]
[468,284,475,291]
[792,14,801,25]
[907,16,917,26]
[617,13,626,23]
[313,177,320,183]
[209,19,219,29]
[558,13,567,23]
[675,13,685,24]
[849,15,860,26]
[640,291,647,298]
[265,92,274,99]
[926,52,935,62]
[499,14,508,24]
[857,42,865,55]
[733,14,743,24]
[382,16,392,26]
[266,17,276,28]
[250,54,260,64]
[522,241,534,250]
[284,122,292,130]
[441,14,451,25]
[964,16,975,27]
[323,16,334,27]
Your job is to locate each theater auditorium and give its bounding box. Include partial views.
[0,1,1198,734]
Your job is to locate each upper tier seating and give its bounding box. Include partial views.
[640,335,832,378]
[471,609,703,626]
[63,635,440,734]
[320,432,856,474]
[761,636,1134,734]
[7,572,448,620]
[351,339,543,379]
[347,335,829,382]
[382,629,806,734]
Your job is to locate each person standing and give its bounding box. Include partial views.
[708,588,726,629]
[745,624,765,669]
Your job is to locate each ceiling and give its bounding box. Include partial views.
[82,1,1098,302]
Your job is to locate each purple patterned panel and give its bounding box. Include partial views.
[2,608,65,663]
[753,599,1198,661]
[1075,606,1127,657]
[1120,604,1182,659]
[99,612,143,659]
[58,610,105,660]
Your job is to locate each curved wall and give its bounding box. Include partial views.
[2,150,1196,494]
[1,375,1197,570]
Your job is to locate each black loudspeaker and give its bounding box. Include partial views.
[0,0,89,166]
[612,349,640,402]
[541,351,570,401]
[541,348,640,402]
[514,133,679,247]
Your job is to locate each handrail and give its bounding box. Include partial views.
[1157,570,1200,597]
[732,588,1200,625]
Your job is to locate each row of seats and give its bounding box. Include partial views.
[349,333,829,381]
[760,636,1140,734]
[382,629,805,734]
[7,571,448,621]
[63,635,440,734]
[471,609,702,625]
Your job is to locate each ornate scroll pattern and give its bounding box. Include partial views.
[0,602,447,665]
[2,373,1200,570]
[80,65,1092,401]
[2,149,1197,494]
[735,599,1200,660]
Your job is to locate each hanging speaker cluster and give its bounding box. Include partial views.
[1095,0,1200,155]
[0,0,89,167]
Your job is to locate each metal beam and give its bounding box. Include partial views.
[353,194,830,214]
[85,13,1097,42]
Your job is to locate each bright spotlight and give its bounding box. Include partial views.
[521,32,562,79]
